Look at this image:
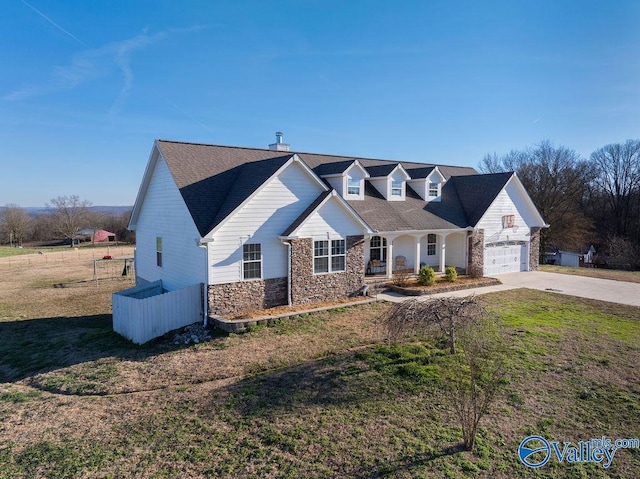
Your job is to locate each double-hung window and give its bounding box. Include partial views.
[347,177,360,195]
[156,237,163,267]
[314,239,346,273]
[391,180,402,196]
[369,236,387,262]
[429,182,439,197]
[331,239,346,271]
[426,234,437,256]
[242,243,262,279]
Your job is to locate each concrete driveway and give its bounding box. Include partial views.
[377,271,640,307]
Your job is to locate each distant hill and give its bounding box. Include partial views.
[0,206,133,217]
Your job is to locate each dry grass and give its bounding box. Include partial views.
[540,263,640,283]
[1,251,639,478]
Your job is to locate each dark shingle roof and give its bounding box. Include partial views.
[313,160,358,176]
[364,164,400,178]
[346,182,468,231]
[447,172,514,226]
[404,166,435,179]
[154,139,485,236]
[157,141,294,236]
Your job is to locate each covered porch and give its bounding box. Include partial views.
[364,230,470,279]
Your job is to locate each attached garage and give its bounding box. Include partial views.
[483,241,528,276]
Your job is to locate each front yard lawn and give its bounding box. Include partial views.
[1,263,639,478]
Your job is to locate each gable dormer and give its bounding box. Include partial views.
[407,166,445,202]
[366,163,411,201]
[318,159,369,201]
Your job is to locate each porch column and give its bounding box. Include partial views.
[386,236,395,279]
[413,234,423,274]
[439,233,448,272]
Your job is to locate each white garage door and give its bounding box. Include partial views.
[484,241,528,276]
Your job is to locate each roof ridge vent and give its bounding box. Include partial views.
[269,131,290,151]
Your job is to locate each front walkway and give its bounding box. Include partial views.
[377,271,640,307]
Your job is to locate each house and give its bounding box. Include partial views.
[76,228,117,243]
[545,245,596,267]
[127,134,547,319]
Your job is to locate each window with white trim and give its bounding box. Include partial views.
[314,239,346,273]
[347,177,360,195]
[391,180,402,196]
[428,182,439,197]
[369,236,387,262]
[156,237,163,267]
[331,239,346,271]
[426,234,437,256]
[242,243,262,279]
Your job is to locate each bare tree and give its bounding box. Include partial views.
[380,296,490,354]
[0,204,31,247]
[47,195,92,247]
[590,140,640,238]
[379,296,507,450]
[446,310,507,450]
[479,141,595,254]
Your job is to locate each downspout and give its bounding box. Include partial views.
[287,241,292,306]
[279,238,293,306]
[203,242,209,327]
[198,238,214,327]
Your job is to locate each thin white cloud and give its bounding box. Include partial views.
[1,27,206,111]
[20,0,87,47]
[107,31,167,116]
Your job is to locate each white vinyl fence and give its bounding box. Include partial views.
[113,281,203,344]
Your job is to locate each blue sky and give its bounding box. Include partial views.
[1,0,639,207]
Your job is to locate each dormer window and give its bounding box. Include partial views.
[391,180,402,196]
[319,159,368,200]
[347,177,360,195]
[407,166,444,201]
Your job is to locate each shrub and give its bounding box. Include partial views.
[445,265,458,282]
[392,267,412,287]
[418,265,436,286]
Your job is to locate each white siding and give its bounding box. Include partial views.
[210,161,325,284]
[134,156,206,291]
[477,187,533,244]
[407,179,427,200]
[392,235,415,268]
[324,176,343,196]
[420,235,440,268]
[296,197,365,238]
[445,232,466,269]
[369,178,388,199]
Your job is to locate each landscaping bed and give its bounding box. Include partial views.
[386,275,501,296]
[216,296,376,332]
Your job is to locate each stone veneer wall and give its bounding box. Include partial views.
[208,277,287,317]
[467,229,485,277]
[290,235,365,306]
[529,227,541,271]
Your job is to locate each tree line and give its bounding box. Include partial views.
[480,139,640,269]
[0,195,134,247]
